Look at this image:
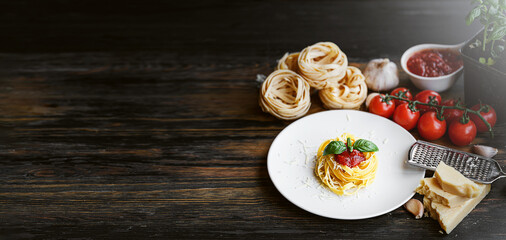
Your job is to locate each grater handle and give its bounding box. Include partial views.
[487,161,506,183]
[495,170,506,181]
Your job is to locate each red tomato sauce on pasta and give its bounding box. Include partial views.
[335,150,366,168]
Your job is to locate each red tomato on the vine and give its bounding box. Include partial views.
[390,87,413,106]
[369,94,395,118]
[441,99,464,123]
[393,103,420,130]
[469,104,497,132]
[448,120,477,146]
[414,90,441,113]
[417,111,446,140]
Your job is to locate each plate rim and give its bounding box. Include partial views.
[267,109,425,220]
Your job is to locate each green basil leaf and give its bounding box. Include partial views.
[485,0,499,6]
[323,141,346,156]
[353,139,379,152]
[489,5,498,15]
[347,137,353,152]
[500,0,506,9]
[487,57,496,65]
[466,6,481,25]
[490,26,506,40]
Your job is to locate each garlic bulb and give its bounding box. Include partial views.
[364,58,399,91]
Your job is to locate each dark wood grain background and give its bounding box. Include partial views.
[0,0,504,239]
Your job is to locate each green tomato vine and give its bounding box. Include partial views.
[382,93,494,138]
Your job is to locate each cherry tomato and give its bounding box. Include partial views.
[417,111,446,140]
[441,99,464,123]
[448,120,477,146]
[393,103,420,130]
[414,90,441,113]
[390,87,413,106]
[469,104,497,132]
[369,94,395,118]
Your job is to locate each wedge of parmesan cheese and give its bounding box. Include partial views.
[416,161,491,234]
[416,178,468,208]
[434,161,481,198]
[423,183,490,234]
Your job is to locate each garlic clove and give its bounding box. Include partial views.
[472,145,498,158]
[404,198,424,219]
[365,93,380,109]
[364,58,399,92]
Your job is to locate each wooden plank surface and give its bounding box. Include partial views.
[0,0,504,239]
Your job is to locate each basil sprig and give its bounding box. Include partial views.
[353,139,379,152]
[322,141,346,156]
[323,138,379,156]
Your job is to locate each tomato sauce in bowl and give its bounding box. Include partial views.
[407,49,463,77]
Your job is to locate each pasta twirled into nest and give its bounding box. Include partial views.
[276,52,300,71]
[315,133,378,196]
[319,66,368,109]
[259,70,311,120]
[259,42,364,120]
[298,42,348,90]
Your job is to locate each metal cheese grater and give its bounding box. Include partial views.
[408,140,505,184]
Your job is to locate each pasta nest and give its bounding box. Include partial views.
[315,133,378,196]
[259,70,311,120]
[276,52,300,72]
[298,42,348,90]
[319,66,368,109]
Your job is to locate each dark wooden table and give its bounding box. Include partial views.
[0,0,504,239]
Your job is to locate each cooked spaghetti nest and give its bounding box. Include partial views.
[318,66,368,109]
[315,133,378,196]
[298,42,348,90]
[259,69,311,120]
[276,52,300,72]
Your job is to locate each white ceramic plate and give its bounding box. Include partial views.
[267,110,425,220]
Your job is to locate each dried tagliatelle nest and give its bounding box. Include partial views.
[276,52,300,71]
[319,66,368,109]
[259,69,311,120]
[298,42,348,90]
[259,41,367,120]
